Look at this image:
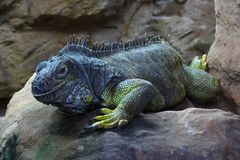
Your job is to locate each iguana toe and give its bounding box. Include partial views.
[100,108,113,114]
[101,120,119,129]
[94,113,113,120]
[201,54,207,70]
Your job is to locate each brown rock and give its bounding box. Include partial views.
[0,75,240,160]
[208,0,240,109]
[0,0,125,99]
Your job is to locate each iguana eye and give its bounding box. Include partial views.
[57,65,68,79]
[80,88,93,104]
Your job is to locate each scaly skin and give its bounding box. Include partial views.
[89,54,220,129]
[32,35,221,130]
[88,52,220,129]
[183,55,221,102]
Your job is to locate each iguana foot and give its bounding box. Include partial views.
[190,54,207,71]
[88,107,129,129]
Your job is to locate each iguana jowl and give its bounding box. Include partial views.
[32,35,221,129]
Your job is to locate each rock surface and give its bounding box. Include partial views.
[0,0,215,98]
[208,0,240,109]
[0,75,240,160]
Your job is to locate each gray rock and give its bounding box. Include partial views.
[0,75,240,160]
[208,0,240,109]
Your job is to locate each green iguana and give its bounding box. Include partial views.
[31,35,221,129]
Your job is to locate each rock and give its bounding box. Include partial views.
[0,0,215,99]
[0,75,240,160]
[207,0,240,109]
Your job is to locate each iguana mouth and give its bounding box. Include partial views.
[32,81,65,97]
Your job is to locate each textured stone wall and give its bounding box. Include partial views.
[208,0,240,108]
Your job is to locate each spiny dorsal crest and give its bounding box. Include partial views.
[60,34,167,57]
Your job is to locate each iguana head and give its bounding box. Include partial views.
[32,55,99,114]
[32,34,126,114]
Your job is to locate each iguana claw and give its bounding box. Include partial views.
[118,119,128,127]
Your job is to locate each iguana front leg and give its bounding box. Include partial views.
[88,79,165,129]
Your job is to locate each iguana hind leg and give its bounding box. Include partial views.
[183,65,221,103]
[88,79,165,129]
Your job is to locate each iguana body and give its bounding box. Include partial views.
[32,35,221,129]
